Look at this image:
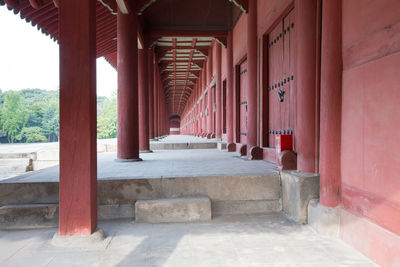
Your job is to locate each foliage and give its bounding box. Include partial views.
[97,94,117,139]
[16,127,47,143]
[0,91,29,143]
[42,105,59,142]
[0,89,117,143]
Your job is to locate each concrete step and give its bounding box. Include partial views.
[217,142,227,150]
[0,175,282,215]
[0,203,135,229]
[150,142,217,150]
[135,196,211,223]
[0,158,33,178]
[0,152,35,159]
[0,204,58,229]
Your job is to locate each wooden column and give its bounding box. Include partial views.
[226,31,235,151]
[247,0,262,159]
[59,0,97,236]
[148,48,155,140]
[153,53,159,138]
[117,6,140,161]
[215,43,222,139]
[295,0,318,172]
[320,0,342,207]
[138,48,150,151]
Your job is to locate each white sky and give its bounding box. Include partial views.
[0,7,117,98]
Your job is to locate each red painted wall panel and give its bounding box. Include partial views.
[233,14,247,65]
[257,0,293,36]
[342,0,400,49]
[341,0,400,238]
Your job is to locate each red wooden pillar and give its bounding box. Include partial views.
[59,0,97,236]
[196,84,199,135]
[153,62,158,138]
[148,48,155,140]
[207,47,213,137]
[117,7,140,161]
[157,76,161,136]
[203,67,207,135]
[215,43,222,139]
[138,48,150,152]
[226,31,235,151]
[246,0,259,156]
[295,0,318,172]
[320,0,342,207]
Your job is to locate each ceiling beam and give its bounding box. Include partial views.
[145,29,228,38]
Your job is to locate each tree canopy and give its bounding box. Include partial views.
[0,89,117,143]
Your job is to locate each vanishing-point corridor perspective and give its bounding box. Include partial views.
[0,0,399,266]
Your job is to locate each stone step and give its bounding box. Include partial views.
[149,142,217,150]
[0,158,32,178]
[217,141,227,150]
[0,203,135,229]
[0,204,58,229]
[135,196,211,223]
[0,152,35,159]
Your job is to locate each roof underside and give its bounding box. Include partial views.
[1,0,247,116]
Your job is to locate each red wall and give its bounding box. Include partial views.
[340,0,400,265]
[341,0,400,236]
[232,14,247,65]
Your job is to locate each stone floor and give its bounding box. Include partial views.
[3,149,277,183]
[154,135,219,144]
[0,135,217,154]
[0,213,376,267]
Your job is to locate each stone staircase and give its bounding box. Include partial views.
[0,173,282,229]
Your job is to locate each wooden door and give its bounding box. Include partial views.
[267,10,296,149]
[239,60,248,144]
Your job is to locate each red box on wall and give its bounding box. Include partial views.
[275,134,293,166]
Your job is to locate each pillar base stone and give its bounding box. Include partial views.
[115,158,143,162]
[217,141,227,150]
[140,150,153,153]
[227,143,236,152]
[307,199,340,238]
[239,144,247,156]
[278,150,297,170]
[52,228,111,249]
[281,171,320,224]
[249,146,263,160]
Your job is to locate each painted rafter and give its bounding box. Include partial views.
[178,38,196,115]
[172,38,177,114]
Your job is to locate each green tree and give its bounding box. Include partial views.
[97,95,117,139]
[16,127,47,143]
[0,91,29,143]
[42,105,59,142]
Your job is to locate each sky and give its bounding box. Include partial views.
[0,7,117,98]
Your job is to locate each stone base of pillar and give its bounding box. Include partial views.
[278,150,297,170]
[115,158,143,162]
[217,141,227,150]
[52,228,110,249]
[239,144,247,156]
[249,146,263,160]
[227,143,236,152]
[307,199,340,238]
[140,150,153,153]
[281,171,320,224]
